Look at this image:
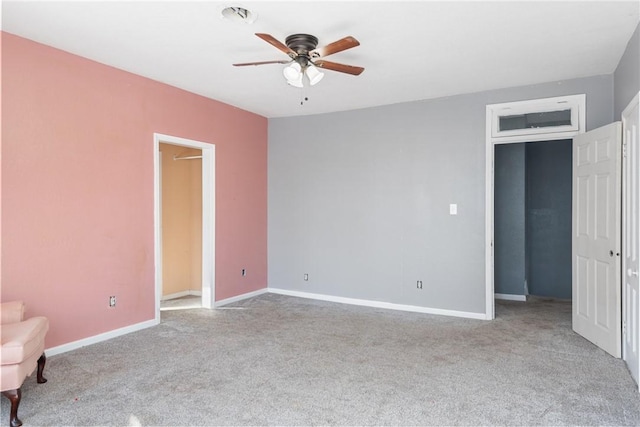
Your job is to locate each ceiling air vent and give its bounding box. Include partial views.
[221,6,257,24]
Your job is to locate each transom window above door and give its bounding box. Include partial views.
[488,94,585,141]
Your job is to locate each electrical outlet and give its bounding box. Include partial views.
[109,296,116,307]
[241,268,246,277]
[304,273,309,281]
[417,280,423,289]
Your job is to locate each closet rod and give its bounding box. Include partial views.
[173,155,202,160]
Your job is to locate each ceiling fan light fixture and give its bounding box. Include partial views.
[306,64,325,86]
[286,73,304,88]
[220,6,257,24]
[283,62,302,81]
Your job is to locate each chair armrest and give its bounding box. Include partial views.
[0,301,25,324]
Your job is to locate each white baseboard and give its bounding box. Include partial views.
[46,286,488,357]
[268,288,487,320]
[46,318,159,357]
[495,293,527,302]
[215,288,268,307]
[161,290,202,301]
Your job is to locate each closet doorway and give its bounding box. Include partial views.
[159,143,203,310]
[485,95,586,318]
[153,134,215,321]
[494,140,572,301]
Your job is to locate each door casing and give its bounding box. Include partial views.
[485,95,586,319]
[154,133,215,321]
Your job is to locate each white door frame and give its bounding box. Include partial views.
[485,95,586,319]
[622,91,640,386]
[153,133,215,322]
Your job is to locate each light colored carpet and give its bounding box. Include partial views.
[3,293,639,426]
[160,295,202,311]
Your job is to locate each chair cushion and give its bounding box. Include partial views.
[1,317,49,365]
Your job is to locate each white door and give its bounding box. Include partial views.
[573,122,622,358]
[623,92,640,386]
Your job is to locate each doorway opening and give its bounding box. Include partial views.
[159,143,203,311]
[153,134,215,322]
[485,95,586,319]
[494,140,572,303]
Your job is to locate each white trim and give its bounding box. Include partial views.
[45,319,158,357]
[202,146,216,309]
[154,133,216,321]
[46,286,485,357]
[154,141,161,323]
[268,288,487,320]
[485,106,495,320]
[485,94,586,320]
[495,293,527,302]
[490,97,581,139]
[488,94,585,142]
[45,289,266,356]
[215,288,268,307]
[161,290,202,301]
[158,151,163,312]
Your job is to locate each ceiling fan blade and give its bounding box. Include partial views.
[255,33,297,59]
[233,60,292,66]
[314,60,364,76]
[310,36,360,58]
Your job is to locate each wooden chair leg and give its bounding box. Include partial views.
[37,352,47,384]
[2,388,22,427]
[1,354,47,427]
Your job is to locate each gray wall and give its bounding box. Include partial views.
[526,140,573,299]
[614,22,640,118]
[494,144,526,296]
[268,75,613,315]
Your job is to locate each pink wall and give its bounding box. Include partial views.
[1,33,268,348]
[0,33,4,294]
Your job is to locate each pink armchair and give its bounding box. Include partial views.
[1,301,49,427]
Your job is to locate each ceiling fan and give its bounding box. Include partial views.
[233,33,364,87]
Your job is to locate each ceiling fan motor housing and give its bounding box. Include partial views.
[285,34,319,55]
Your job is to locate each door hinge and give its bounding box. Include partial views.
[623,320,627,337]
[623,142,628,158]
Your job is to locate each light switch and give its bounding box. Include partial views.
[449,204,457,215]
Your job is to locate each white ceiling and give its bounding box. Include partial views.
[2,1,639,118]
